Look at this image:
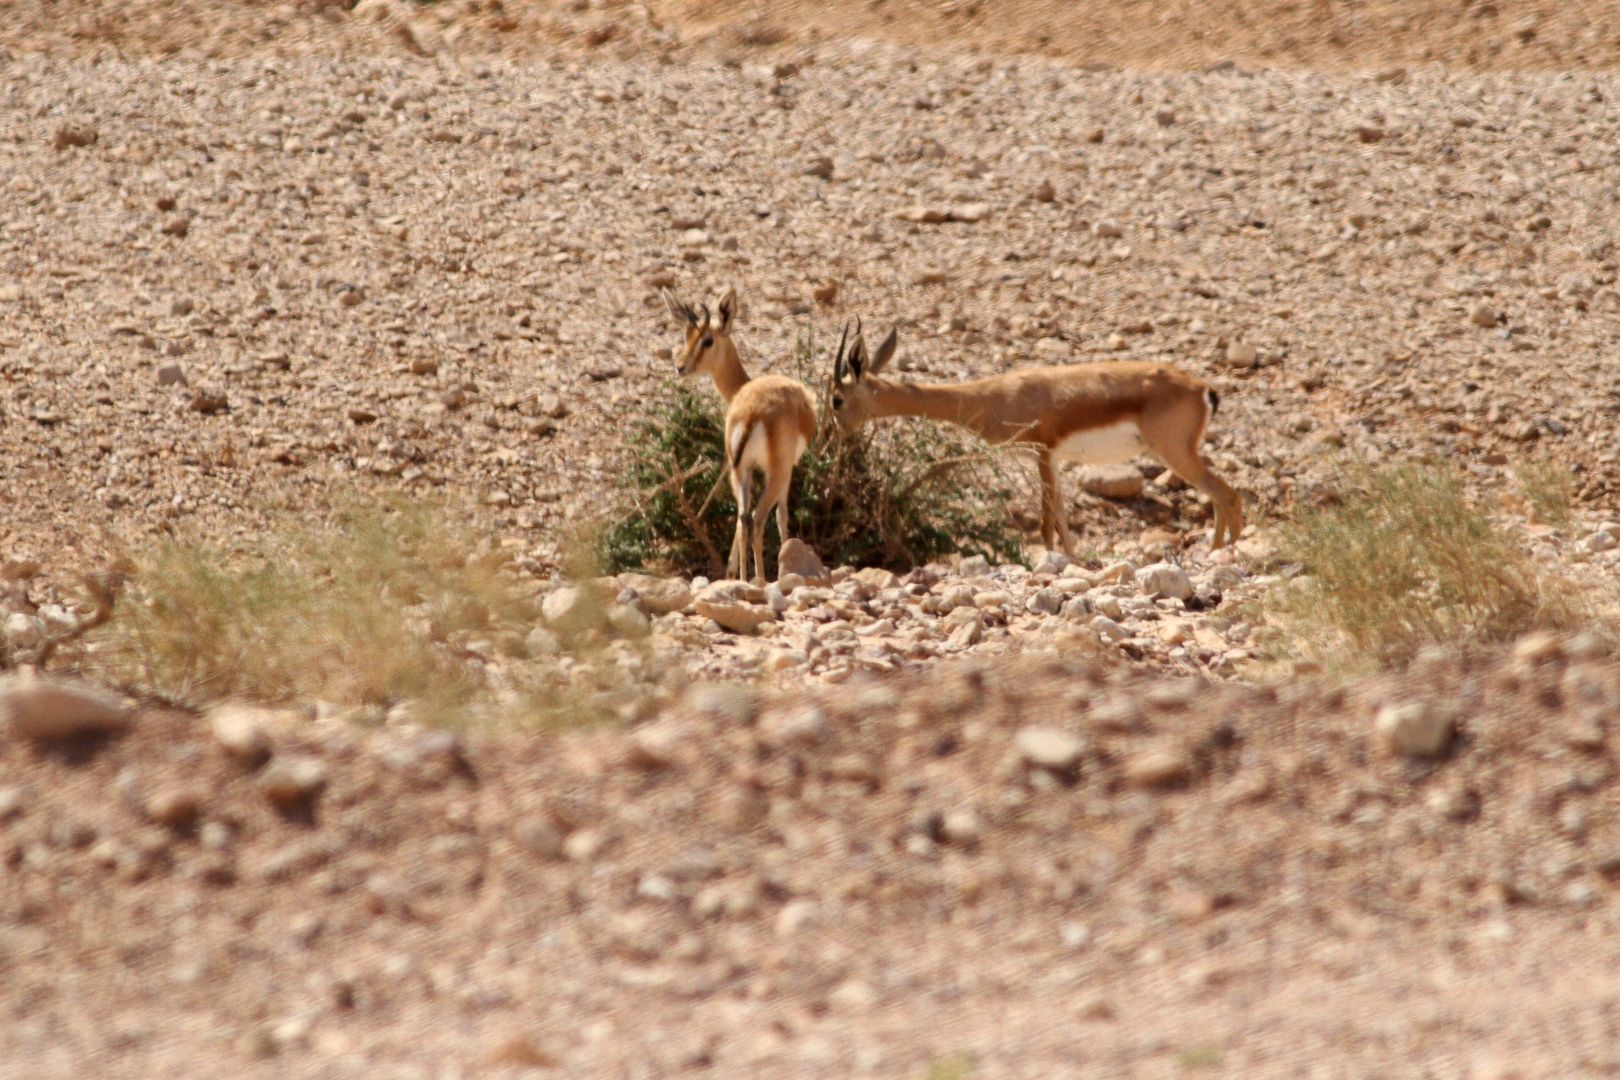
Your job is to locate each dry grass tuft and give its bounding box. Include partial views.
[1272,462,1589,670]
[87,498,550,722]
[1512,453,1577,530]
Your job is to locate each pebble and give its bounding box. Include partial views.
[4,612,44,648]
[940,808,984,847]
[1375,702,1454,759]
[1511,631,1564,666]
[1035,550,1070,575]
[257,756,330,811]
[1225,340,1260,368]
[626,724,683,770]
[209,704,274,763]
[612,573,690,615]
[722,785,770,829]
[1582,530,1617,553]
[188,388,229,415]
[1026,588,1063,615]
[1091,615,1130,643]
[563,828,607,862]
[684,684,760,725]
[542,585,607,636]
[1015,727,1085,772]
[1135,563,1194,601]
[1124,745,1193,790]
[958,555,991,575]
[948,620,982,648]
[759,703,829,746]
[515,818,565,860]
[146,787,204,828]
[606,603,651,639]
[52,123,98,150]
[775,898,819,936]
[693,598,776,635]
[0,674,130,742]
[1078,464,1145,500]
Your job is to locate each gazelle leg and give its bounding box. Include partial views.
[1037,447,1077,558]
[1035,448,1057,550]
[753,466,794,586]
[1148,436,1244,549]
[729,468,751,580]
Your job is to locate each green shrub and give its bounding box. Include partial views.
[1272,461,1586,669]
[595,336,1027,576]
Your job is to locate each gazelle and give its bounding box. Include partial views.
[661,286,817,585]
[829,328,1244,554]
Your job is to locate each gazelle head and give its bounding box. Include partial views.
[828,319,898,434]
[661,285,738,380]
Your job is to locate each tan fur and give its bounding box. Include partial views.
[662,287,817,584]
[833,355,1243,554]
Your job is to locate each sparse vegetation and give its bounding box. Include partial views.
[1272,461,1587,669]
[923,1053,975,1080]
[596,330,1027,577]
[1513,454,1577,530]
[83,499,599,725]
[1177,1045,1225,1069]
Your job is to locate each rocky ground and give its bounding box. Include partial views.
[6,636,1620,1077]
[5,2,1620,1077]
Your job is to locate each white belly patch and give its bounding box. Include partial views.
[731,422,771,475]
[1054,420,1143,465]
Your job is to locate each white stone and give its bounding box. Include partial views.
[1375,702,1454,759]
[1583,530,1617,553]
[760,703,829,746]
[1136,563,1194,601]
[692,599,775,635]
[613,573,691,615]
[1077,464,1144,500]
[257,755,329,808]
[3,612,44,648]
[209,704,275,762]
[940,809,983,847]
[777,539,830,584]
[1015,727,1084,771]
[1026,588,1063,615]
[1035,550,1070,575]
[542,585,606,636]
[1091,615,1130,643]
[775,899,819,936]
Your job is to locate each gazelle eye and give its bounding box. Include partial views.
[832,395,845,409]
[700,336,714,349]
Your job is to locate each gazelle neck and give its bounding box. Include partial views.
[865,376,983,431]
[708,338,751,403]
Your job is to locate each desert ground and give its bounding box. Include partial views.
[3,2,1620,1077]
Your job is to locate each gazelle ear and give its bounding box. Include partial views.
[869,327,898,373]
[661,288,695,326]
[832,319,851,385]
[845,334,868,380]
[715,285,738,332]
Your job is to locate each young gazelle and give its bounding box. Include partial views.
[829,328,1244,554]
[661,286,817,585]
